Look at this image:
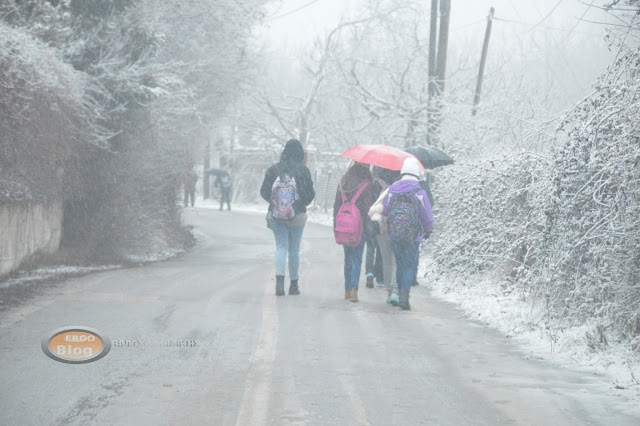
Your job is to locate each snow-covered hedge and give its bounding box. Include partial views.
[427,153,549,281]
[540,48,640,343]
[426,47,640,351]
[0,21,102,204]
[1,1,266,263]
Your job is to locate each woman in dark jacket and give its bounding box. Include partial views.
[260,139,315,296]
[333,163,376,302]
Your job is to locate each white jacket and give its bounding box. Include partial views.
[368,174,420,223]
[368,188,388,223]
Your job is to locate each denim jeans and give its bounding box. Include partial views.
[184,190,195,207]
[268,220,305,280]
[220,188,231,210]
[343,237,366,290]
[391,241,420,294]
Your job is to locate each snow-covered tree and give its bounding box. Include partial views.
[1,0,268,260]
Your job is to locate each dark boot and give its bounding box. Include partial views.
[366,273,374,288]
[398,291,411,310]
[289,279,300,295]
[276,275,285,296]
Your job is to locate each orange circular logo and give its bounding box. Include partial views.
[42,327,111,363]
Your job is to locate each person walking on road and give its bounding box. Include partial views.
[215,173,233,211]
[368,167,401,305]
[383,158,433,310]
[183,167,198,207]
[333,163,376,303]
[412,174,435,286]
[364,238,383,288]
[260,139,315,296]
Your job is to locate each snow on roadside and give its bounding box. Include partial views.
[0,265,121,289]
[123,248,185,264]
[194,198,333,227]
[421,259,640,399]
[306,208,333,227]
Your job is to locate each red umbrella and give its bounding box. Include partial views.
[340,144,425,173]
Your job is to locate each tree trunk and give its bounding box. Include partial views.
[203,141,210,199]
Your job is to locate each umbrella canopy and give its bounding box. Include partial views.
[205,167,229,177]
[340,144,425,173]
[404,146,454,170]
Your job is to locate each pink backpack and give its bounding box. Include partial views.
[334,182,369,247]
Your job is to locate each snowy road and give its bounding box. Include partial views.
[1,208,639,425]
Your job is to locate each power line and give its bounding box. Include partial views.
[493,16,603,36]
[268,0,323,21]
[564,0,597,43]
[451,18,485,32]
[530,0,565,31]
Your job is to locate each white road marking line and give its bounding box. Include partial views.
[336,370,370,426]
[235,280,279,426]
[324,315,371,425]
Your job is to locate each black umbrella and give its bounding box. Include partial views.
[404,146,454,169]
[205,167,229,177]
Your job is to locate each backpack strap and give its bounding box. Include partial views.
[377,178,389,191]
[350,182,370,204]
[404,188,421,203]
[340,182,370,205]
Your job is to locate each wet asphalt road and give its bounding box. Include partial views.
[1,208,639,425]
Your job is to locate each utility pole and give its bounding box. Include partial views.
[427,0,438,145]
[430,0,451,146]
[203,140,210,199]
[428,0,438,98]
[435,0,451,95]
[472,7,495,117]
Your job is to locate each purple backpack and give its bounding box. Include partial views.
[334,183,369,247]
[271,174,297,220]
[387,188,421,243]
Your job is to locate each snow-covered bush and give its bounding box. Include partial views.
[425,153,550,288]
[426,20,640,349]
[2,1,267,262]
[539,47,640,337]
[0,21,104,204]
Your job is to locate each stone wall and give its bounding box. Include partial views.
[0,200,63,277]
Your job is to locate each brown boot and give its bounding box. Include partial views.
[345,288,350,300]
[349,288,359,303]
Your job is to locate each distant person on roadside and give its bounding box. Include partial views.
[413,174,435,286]
[333,162,376,303]
[383,157,433,310]
[260,139,315,296]
[368,166,401,305]
[183,167,198,207]
[419,176,435,208]
[215,173,232,211]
